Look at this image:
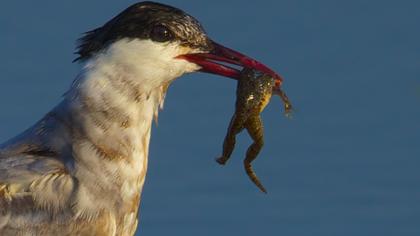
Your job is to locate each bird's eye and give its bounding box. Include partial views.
[150,25,174,42]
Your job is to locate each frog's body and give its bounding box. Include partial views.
[216,68,275,193]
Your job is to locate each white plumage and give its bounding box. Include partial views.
[0,39,200,235]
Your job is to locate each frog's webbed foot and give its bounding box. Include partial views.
[217,114,246,166]
[216,156,228,165]
[243,116,267,193]
[244,161,267,194]
[244,139,267,193]
[217,133,238,166]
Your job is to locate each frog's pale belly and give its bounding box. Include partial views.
[258,93,273,112]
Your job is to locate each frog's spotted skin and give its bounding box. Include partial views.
[216,68,277,193]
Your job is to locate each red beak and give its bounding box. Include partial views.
[177,41,284,87]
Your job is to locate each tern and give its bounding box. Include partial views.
[0,2,282,235]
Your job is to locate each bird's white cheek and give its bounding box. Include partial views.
[98,39,202,85]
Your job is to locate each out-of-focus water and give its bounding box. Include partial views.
[0,1,419,235]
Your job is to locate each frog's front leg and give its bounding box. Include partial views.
[243,115,267,193]
[216,114,247,165]
[273,87,293,115]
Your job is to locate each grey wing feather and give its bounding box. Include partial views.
[0,152,76,233]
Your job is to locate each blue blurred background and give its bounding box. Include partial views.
[0,0,419,235]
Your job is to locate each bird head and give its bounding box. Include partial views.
[75,1,283,87]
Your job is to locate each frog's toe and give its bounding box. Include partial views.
[285,110,293,119]
[216,157,228,165]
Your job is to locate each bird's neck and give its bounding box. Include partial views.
[58,50,171,221]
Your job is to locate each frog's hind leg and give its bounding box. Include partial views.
[244,116,267,193]
[216,114,246,165]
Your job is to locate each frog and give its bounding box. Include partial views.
[216,68,292,193]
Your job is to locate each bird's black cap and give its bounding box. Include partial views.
[75,1,212,62]
[74,1,285,85]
